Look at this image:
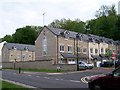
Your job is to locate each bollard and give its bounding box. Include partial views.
[18,67,21,74]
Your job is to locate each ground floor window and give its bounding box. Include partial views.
[60,58,66,64]
[68,59,76,64]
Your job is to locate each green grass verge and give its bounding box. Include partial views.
[4,68,63,73]
[22,68,63,73]
[2,81,31,90]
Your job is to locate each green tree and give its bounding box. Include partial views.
[95,5,116,17]
[13,26,38,45]
[86,4,119,40]
[105,48,112,59]
[115,16,120,40]
[49,19,85,33]
[2,35,13,43]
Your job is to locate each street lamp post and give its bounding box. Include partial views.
[14,59,16,70]
[76,34,79,71]
[22,55,25,73]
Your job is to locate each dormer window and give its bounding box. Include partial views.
[60,31,64,36]
[92,38,95,42]
[12,46,17,50]
[100,39,103,42]
[79,34,83,41]
[64,31,70,39]
[24,47,28,51]
[76,33,80,39]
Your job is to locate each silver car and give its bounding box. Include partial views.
[79,61,93,70]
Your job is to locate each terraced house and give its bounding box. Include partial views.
[2,43,35,62]
[35,26,120,65]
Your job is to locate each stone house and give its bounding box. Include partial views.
[2,43,35,62]
[35,26,90,64]
[35,26,120,64]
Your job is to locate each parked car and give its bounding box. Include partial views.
[101,61,114,67]
[88,66,120,90]
[115,60,120,68]
[79,61,93,70]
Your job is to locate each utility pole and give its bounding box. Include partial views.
[43,12,45,26]
[76,33,79,71]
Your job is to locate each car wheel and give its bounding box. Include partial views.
[85,66,88,69]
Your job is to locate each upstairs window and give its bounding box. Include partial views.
[90,48,93,54]
[95,49,98,54]
[60,45,64,52]
[83,48,87,53]
[101,48,104,53]
[42,34,47,56]
[68,46,72,53]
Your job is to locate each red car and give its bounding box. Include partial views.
[88,66,120,90]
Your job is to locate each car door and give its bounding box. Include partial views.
[112,67,120,88]
[79,62,86,69]
[101,67,120,89]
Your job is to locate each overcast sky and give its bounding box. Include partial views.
[0,0,120,38]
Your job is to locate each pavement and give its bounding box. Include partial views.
[22,67,114,75]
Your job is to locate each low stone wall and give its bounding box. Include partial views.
[53,64,77,71]
[2,60,77,71]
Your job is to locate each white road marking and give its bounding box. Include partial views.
[47,73,63,75]
[81,74,105,83]
[81,76,88,83]
[36,76,40,78]
[55,78,59,80]
[70,80,81,83]
[28,75,32,76]
[60,79,63,80]
[44,77,50,79]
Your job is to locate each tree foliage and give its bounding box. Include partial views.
[2,35,13,43]
[105,48,112,58]
[86,5,120,40]
[95,5,116,17]
[2,26,42,45]
[49,19,85,33]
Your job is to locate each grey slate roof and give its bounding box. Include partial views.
[47,26,89,42]
[47,26,77,38]
[61,53,77,58]
[5,43,35,51]
[45,26,119,44]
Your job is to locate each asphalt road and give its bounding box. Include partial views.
[2,68,114,89]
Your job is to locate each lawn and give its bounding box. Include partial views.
[2,81,31,90]
[4,68,63,73]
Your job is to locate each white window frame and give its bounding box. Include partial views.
[101,48,104,54]
[90,48,93,54]
[95,48,98,54]
[83,47,87,54]
[59,44,64,52]
[68,45,72,53]
[42,35,47,56]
